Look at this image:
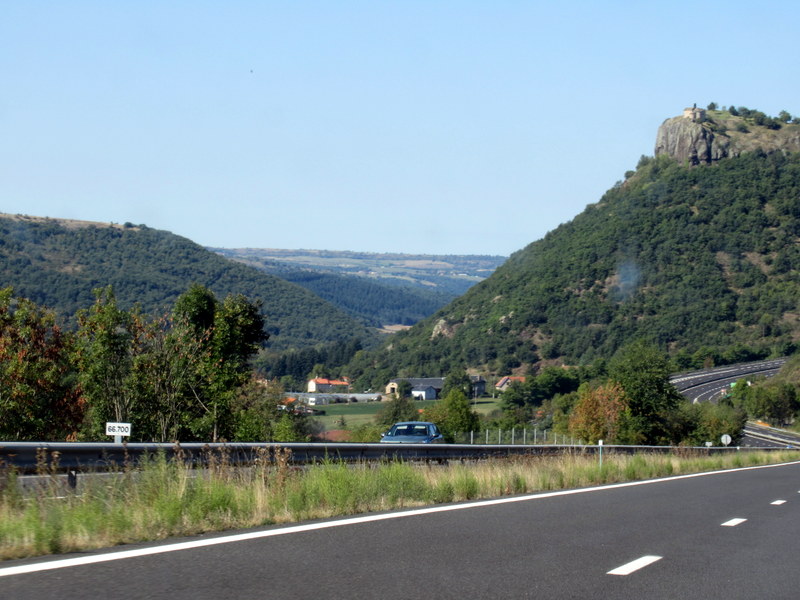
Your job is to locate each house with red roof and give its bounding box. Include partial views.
[307,377,351,393]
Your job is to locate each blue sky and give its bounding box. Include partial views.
[2,1,798,256]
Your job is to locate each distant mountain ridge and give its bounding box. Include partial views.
[211,247,506,328]
[212,248,505,295]
[0,214,372,350]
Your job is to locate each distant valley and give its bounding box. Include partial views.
[210,248,506,296]
[211,248,506,328]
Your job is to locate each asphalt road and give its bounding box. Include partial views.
[670,359,787,404]
[3,460,800,600]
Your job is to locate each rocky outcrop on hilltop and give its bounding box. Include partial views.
[655,107,800,165]
[654,115,728,164]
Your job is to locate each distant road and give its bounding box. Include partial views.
[4,461,800,599]
[670,358,787,404]
[670,358,799,447]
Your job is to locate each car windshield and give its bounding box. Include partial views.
[391,424,429,436]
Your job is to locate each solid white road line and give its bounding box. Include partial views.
[608,555,662,576]
[2,460,800,578]
[721,518,747,527]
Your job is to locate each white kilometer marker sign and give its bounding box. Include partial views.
[608,555,662,576]
[721,518,747,527]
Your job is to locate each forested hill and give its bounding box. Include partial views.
[0,215,373,349]
[215,259,454,328]
[344,149,800,387]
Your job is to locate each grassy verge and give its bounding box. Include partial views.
[1,449,796,561]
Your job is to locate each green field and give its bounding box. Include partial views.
[313,398,502,430]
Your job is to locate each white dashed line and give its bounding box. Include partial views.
[608,555,662,575]
[721,518,747,527]
[771,500,787,505]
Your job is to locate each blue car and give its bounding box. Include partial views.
[380,421,445,444]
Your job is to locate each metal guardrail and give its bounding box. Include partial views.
[0,441,787,474]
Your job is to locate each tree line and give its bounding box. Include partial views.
[1,278,786,447]
[487,341,748,446]
[0,284,309,443]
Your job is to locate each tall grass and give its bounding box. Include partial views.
[0,449,796,561]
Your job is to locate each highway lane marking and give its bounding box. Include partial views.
[721,518,747,527]
[2,459,800,579]
[608,555,662,575]
[771,500,786,505]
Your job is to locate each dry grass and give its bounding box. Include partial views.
[0,449,795,561]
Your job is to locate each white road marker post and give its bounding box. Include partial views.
[598,439,603,468]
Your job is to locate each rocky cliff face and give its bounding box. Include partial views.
[655,111,800,165]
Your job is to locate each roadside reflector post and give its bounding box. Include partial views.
[598,439,604,468]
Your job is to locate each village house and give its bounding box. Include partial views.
[495,376,526,392]
[307,377,351,393]
[385,377,445,397]
[411,385,437,400]
[386,376,487,399]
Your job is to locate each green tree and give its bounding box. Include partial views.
[174,286,268,442]
[75,286,142,438]
[608,341,683,444]
[173,283,216,338]
[680,402,746,446]
[272,412,306,442]
[730,378,799,426]
[129,317,204,442]
[442,370,473,399]
[424,389,480,442]
[375,395,418,428]
[230,377,283,441]
[501,381,530,410]
[0,288,84,440]
[395,380,413,398]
